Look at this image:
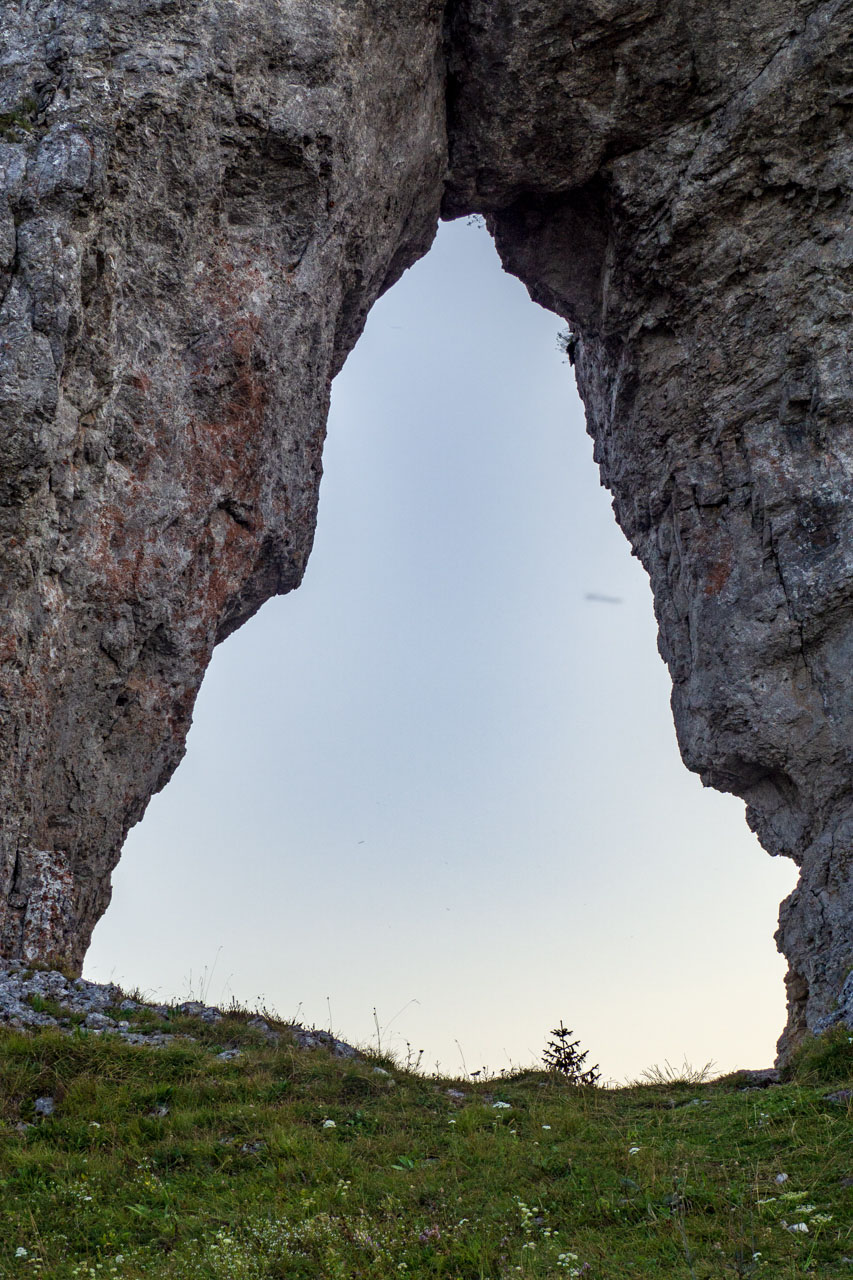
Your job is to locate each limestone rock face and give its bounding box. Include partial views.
[445,0,853,1057]
[0,0,851,1060]
[0,0,446,968]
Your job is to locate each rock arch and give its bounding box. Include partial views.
[0,0,849,1059]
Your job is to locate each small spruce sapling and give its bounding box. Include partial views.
[542,1022,600,1086]
[556,328,578,365]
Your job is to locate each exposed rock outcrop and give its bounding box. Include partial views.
[444,0,853,1058]
[0,0,446,967]
[0,0,851,1060]
[0,959,361,1057]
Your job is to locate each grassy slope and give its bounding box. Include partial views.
[1,1011,852,1280]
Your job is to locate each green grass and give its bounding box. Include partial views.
[1,1017,852,1279]
[0,97,39,141]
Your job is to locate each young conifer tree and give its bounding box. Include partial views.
[542,1023,600,1086]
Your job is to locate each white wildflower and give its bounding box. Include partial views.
[322,1119,336,1129]
[492,1101,511,1109]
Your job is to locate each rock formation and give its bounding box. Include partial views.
[0,0,447,969]
[0,0,850,1060]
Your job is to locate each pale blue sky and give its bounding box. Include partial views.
[87,219,797,1081]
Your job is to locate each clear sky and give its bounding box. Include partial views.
[86,218,797,1083]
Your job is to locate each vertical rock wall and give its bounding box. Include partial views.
[0,0,446,968]
[0,0,851,1059]
[445,0,853,1055]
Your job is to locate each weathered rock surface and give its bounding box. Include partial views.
[0,0,446,968]
[0,959,361,1057]
[0,0,852,1061]
[444,0,853,1059]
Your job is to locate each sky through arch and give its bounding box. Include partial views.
[86,219,796,1081]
